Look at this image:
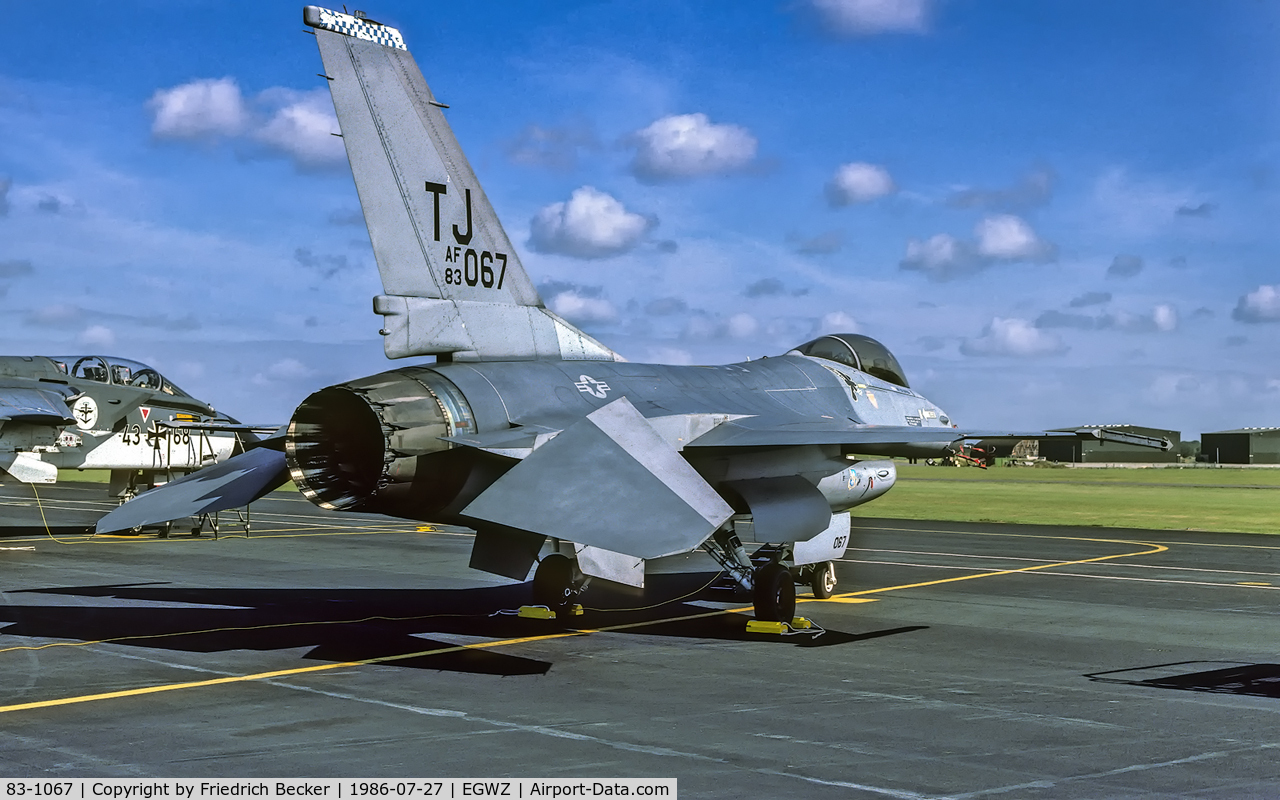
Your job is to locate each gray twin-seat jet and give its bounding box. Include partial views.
[98,7,1167,621]
[0,355,252,496]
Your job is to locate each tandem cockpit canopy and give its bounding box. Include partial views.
[48,356,194,397]
[790,333,911,389]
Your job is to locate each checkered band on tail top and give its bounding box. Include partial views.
[304,6,407,50]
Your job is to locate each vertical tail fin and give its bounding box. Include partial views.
[304,6,619,362]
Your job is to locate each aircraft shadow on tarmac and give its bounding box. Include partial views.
[0,575,927,678]
[1086,661,1280,699]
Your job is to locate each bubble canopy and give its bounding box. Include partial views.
[791,333,911,389]
[47,356,194,398]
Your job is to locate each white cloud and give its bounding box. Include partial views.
[147,80,342,169]
[826,162,895,206]
[251,358,317,386]
[974,214,1051,260]
[148,78,248,139]
[548,290,619,324]
[1232,284,1280,323]
[901,216,1054,281]
[628,113,757,182]
[1153,304,1178,332]
[253,89,345,168]
[645,347,694,365]
[818,311,858,334]
[961,317,1067,357]
[529,186,651,259]
[78,324,116,349]
[807,0,931,35]
[726,312,759,338]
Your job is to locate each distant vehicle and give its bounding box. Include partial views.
[0,354,264,497]
[98,8,1169,622]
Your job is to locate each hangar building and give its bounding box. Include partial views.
[1040,424,1180,464]
[1200,428,1280,465]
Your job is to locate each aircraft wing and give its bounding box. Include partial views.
[0,385,76,425]
[95,447,289,533]
[684,418,1170,454]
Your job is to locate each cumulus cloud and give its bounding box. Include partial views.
[947,168,1055,211]
[529,186,652,259]
[149,77,249,139]
[540,281,618,324]
[253,88,346,168]
[817,311,858,334]
[148,78,343,168]
[806,0,931,35]
[549,293,617,324]
[252,358,317,386]
[683,311,763,340]
[78,324,116,349]
[961,318,1067,357]
[825,162,895,206]
[627,113,757,182]
[0,176,10,216]
[900,215,1054,281]
[1232,284,1280,323]
[1152,304,1178,332]
[974,214,1053,261]
[646,347,695,366]
[1069,291,1111,308]
[505,122,598,171]
[1107,254,1144,279]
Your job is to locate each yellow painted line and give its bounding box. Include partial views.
[1238,581,1271,586]
[0,629,586,714]
[802,597,878,604]
[816,537,1168,601]
[0,532,1166,714]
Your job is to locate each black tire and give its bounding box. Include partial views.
[810,561,836,599]
[752,563,796,622]
[532,553,575,613]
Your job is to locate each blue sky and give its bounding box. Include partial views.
[2,0,1277,436]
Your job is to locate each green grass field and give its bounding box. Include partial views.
[62,464,1280,535]
[855,464,1280,534]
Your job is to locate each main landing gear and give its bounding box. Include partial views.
[704,530,840,622]
[531,553,587,617]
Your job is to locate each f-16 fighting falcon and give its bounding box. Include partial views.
[98,7,1169,622]
[0,355,256,496]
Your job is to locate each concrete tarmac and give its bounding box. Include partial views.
[1,481,1279,798]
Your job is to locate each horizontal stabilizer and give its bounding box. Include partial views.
[95,448,289,533]
[461,397,733,560]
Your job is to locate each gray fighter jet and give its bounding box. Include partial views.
[98,7,1168,621]
[0,354,253,496]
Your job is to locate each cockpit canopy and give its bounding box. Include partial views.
[791,333,911,388]
[48,356,193,398]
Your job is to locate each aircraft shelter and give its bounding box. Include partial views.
[1200,427,1280,465]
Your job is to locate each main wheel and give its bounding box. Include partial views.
[532,553,575,613]
[752,563,796,622]
[810,560,836,599]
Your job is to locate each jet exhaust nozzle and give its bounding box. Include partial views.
[285,368,475,510]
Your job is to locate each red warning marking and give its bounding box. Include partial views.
[140,407,151,422]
